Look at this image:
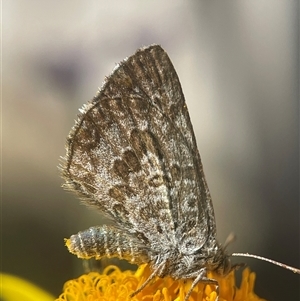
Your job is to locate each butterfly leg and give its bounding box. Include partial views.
[184,268,219,301]
[130,260,166,298]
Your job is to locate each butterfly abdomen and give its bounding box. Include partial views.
[66,225,150,264]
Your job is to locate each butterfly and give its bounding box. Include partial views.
[61,44,300,301]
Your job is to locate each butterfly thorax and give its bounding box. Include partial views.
[151,239,231,280]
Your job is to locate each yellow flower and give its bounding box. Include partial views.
[56,264,266,301]
[1,273,54,301]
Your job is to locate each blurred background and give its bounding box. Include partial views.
[2,1,299,300]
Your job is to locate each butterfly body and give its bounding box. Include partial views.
[67,224,231,278]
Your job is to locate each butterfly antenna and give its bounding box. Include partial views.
[232,253,300,274]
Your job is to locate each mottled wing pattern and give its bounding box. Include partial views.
[62,45,216,252]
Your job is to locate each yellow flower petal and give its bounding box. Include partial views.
[1,273,54,301]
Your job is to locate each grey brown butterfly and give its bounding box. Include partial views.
[61,44,300,301]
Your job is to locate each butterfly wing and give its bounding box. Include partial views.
[62,45,216,252]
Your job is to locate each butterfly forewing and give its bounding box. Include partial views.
[62,45,216,254]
